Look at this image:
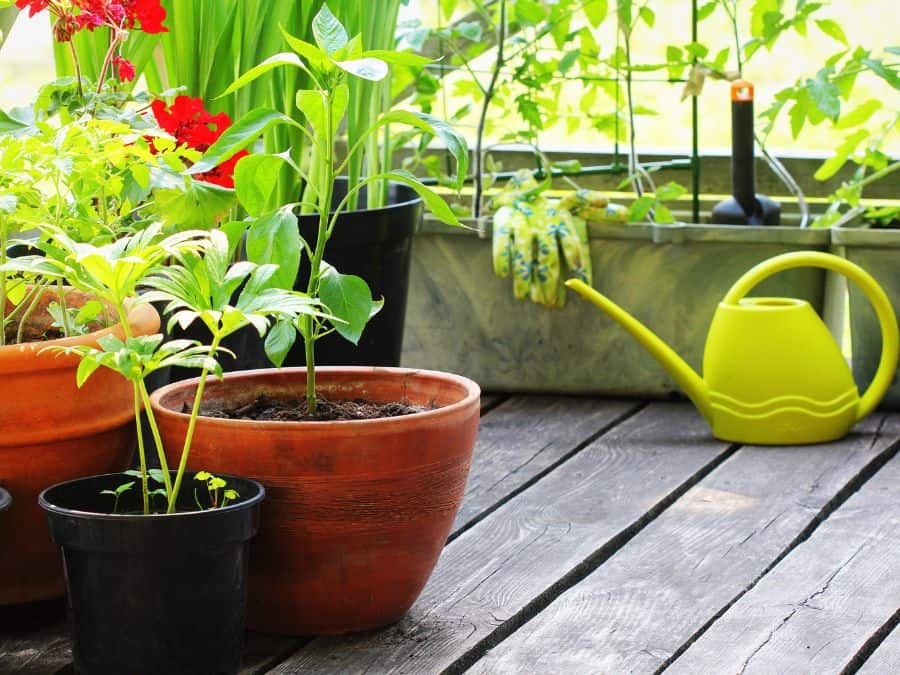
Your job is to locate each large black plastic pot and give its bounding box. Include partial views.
[39,472,264,675]
[289,178,423,367]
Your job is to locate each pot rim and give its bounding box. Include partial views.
[38,471,265,522]
[0,487,10,512]
[0,299,159,368]
[150,366,481,431]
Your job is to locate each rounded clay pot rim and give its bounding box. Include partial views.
[150,366,482,430]
[0,487,10,512]
[0,300,159,365]
[38,472,266,522]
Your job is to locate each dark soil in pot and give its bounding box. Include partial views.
[40,472,264,675]
[198,393,428,421]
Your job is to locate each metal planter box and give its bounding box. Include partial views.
[401,220,830,395]
[831,225,900,410]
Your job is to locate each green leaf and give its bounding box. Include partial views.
[814,128,868,180]
[312,3,349,55]
[654,204,675,223]
[217,53,312,99]
[153,180,236,231]
[0,108,29,134]
[862,58,900,91]
[834,100,882,130]
[76,358,103,387]
[296,84,349,144]
[584,0,608,28]
[815,19,848,46]
[246,206,302,290]
[279,28,329,73]
[629,195,656,221]
[655,182,687,201]
[806,69,841,119]
[639,6,655,27]
[362,50,431,68]
[376,111,469,190]
[264,319,296,367]
[319,267,377,345]
[697,1,717,21]
[333,57,389,81]
[515,0,546,24]
[235,154,286,217]
[376,170,459,226]
[187,109,296,176]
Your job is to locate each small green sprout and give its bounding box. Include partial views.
[194,471,240,510]
[101,481,135,514]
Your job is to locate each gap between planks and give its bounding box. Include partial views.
[270,403,740,673]
[466,413,900,674]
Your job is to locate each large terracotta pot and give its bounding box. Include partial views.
[150,367,480,635]
[0,293,159,605]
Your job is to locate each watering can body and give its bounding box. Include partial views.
[567,251,899,445]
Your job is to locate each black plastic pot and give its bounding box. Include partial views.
[290,178,423,367]
[39,472,264,675]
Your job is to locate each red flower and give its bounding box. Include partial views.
[151,96,248,189]
[128,0,167,34]
[15,1,50,18]
[18,0,167,37]
[112,56,135,82]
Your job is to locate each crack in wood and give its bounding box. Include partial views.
[446,402,647,545]
[654,425,900,675]
[442,442,742,674]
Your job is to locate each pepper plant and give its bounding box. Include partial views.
[24,226,328,513]
[182,3,468,414]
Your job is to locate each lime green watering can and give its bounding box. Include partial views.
[566,251,899,445]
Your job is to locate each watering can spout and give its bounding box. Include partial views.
[565,279,714,423]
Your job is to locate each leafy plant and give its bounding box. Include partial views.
[51,0,417,210]
[186,3,468,414]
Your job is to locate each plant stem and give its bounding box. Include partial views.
[133,383,150,514]
[139,383,173,496]
[56,279,72,337]
[304,89,336,415]
[68,38,84,99]
[167,333,223,514]
[0,223,6,348]
[16,283,46,345]
[855,160,900,189]
[473,0,505,219]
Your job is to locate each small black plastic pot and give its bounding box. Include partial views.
[39,472,264,675]
[290,178,423,367]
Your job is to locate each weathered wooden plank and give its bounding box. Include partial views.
[0,624,71,674]
[858,622,900,675]
[470,414,900,674]
[239,634,305,675]
[664,447,900,674]
[455,396,640,533]
[272,403,734,673]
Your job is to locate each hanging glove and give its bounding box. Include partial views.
[559,188,629,223]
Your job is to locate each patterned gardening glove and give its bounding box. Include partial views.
[559,188,629,223]
[493,175,594,308]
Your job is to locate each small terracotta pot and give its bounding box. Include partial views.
[150,367,480,635]
[0,293,159,606]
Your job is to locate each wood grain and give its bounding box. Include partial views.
[0,624,71,674]
[454,396,640,534]
[470,414,900,674]
[858,623,900,675]
[272,403,732,674]
[664,446,900,674]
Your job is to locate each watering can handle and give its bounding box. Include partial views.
[724,251,899,422]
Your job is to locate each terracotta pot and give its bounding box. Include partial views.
[0,292,159,606]
[150,367,480,635]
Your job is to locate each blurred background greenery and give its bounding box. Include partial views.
[1,0,897,155]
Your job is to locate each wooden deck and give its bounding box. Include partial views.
[2,396,899,674]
